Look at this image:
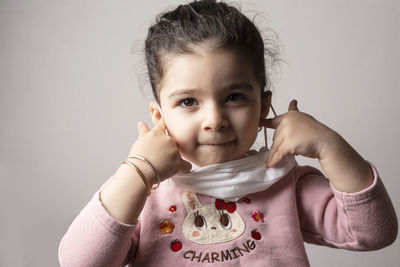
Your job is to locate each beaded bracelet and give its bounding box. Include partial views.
[122,160,151,196]
[128,155,161,189]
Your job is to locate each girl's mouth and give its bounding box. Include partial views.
[203,139,236,146]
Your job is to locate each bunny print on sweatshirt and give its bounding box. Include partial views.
[182,191,246,245]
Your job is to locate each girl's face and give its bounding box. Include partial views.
[153,48,268,166]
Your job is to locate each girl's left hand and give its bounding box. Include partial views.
[261,100,336,167]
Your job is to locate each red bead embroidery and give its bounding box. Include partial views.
[251,229,262,240]
[169,205,177,212]
[171,239,182,252]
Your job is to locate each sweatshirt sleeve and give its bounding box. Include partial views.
[58,189,140,267]
[295,162,398,251]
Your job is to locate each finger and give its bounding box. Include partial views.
[271,125,283,142]
[265,137,283,167]
[260,115,283,129]
[155,118,167,132]
[288,99,299,111]
[266,120,283,150]
[266,142,289,168]
[137,121,150,137]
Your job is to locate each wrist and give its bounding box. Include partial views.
[318,129,343,161]
[100,162,150,224]
[127,158,157,186]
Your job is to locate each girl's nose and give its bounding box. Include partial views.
[202,104,229,132]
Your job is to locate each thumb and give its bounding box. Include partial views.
[288,99,299,111]
[137,121,150,137]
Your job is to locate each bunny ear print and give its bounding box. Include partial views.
[182,191,201,212]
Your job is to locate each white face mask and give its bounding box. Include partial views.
[168,147,296,201]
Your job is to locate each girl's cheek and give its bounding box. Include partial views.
[193,231,200,237]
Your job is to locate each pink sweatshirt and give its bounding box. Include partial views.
[59,163,397,266]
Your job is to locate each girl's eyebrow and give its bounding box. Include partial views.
[168,82,254,99]
[168,88,198,99]
[223,82,254,92]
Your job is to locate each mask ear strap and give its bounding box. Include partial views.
[264,96,277,149]
[157,104,171,136]
[269,100,278,117]
[157,104,163,118]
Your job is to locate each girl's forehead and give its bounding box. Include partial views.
[159,49,258,99]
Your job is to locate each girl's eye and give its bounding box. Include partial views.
[178,98,197,108]
[226,93,246,102]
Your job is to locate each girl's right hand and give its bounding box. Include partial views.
[127,119,192,184]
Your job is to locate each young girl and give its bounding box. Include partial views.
[59,0,397,266]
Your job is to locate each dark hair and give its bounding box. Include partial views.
[145,0,279,102]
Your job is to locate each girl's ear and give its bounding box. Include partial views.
[149,101,162,126]
[260,90,272,119]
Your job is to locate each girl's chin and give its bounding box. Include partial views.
[186,151,246,167]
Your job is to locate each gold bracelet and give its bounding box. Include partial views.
[128,155,160,190]
[122,160,151,196]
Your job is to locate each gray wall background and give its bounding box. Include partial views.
[1,0,399,266]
